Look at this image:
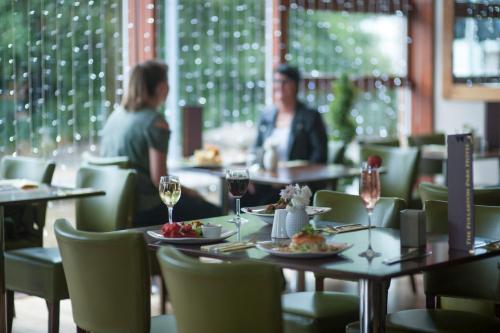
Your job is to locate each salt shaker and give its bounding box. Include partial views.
[271,209,288,239]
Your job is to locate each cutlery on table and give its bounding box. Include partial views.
[201,242,255,253]
[382,250,432,265]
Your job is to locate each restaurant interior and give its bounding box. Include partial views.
[0,0,499,332]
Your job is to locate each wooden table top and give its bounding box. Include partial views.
[178,163,360,186]
[140,215,500,281]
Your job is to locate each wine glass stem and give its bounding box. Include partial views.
[367,209,373,249]
[168,206,173,224]
[236,198,241,221]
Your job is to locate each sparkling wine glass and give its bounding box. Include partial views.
[159,175,182,224]
[359,162,381,258]
[226,168,250,241]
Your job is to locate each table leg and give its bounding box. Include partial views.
[220,178,228,214]
[0,206,7,333]
[359,279,389,333]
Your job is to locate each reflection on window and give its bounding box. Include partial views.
[453,1,500,86]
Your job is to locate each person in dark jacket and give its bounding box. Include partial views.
[254,64,328,163]
[243,64,328,206]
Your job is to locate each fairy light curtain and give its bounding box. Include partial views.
[0,0,123,157]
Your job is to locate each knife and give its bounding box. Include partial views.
[382,250,432,265]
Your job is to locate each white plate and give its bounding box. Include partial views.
[241,205,331,224]
[147,229,237,244]
[256,241,352,259]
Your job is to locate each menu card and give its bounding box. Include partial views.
[447,134,475,252]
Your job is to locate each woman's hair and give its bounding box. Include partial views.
[121,60,168,111]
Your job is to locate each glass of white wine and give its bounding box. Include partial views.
[159,175,182,224]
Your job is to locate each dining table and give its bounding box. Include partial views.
[0,183,105,333]
[177,162,360,213]
[140,214,500,333]
[421,144,500,184]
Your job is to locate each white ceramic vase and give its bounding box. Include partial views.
[263,146,278,172]
[285,207,309,238]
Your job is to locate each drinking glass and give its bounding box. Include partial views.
[159,175,182,224]
[226,168,250,227]
[359,162,381,258]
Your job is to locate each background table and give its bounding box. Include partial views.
[178,163,360,213]
[141,215,500,333]
[0,185,105,333]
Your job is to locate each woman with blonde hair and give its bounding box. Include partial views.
[101,60,220,226]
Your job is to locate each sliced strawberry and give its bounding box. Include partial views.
[367,155,383,168]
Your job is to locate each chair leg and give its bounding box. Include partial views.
[159,277,167,314]
[76,327,88,333]
[409,274,417,293]
[314,273,324,292]
[7,290,14,333]
[296,270,306,292]
[426,294,436,309]
[46,300,59,333]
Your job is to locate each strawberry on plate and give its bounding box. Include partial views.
[161,221,203,238]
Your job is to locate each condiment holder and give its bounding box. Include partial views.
[271,209,288,239]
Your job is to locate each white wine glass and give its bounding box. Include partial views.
[359,162,381,258]
[159,175,182,224]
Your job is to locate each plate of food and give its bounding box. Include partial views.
[146,221,237,244]
[256,226,352,258]
[241,201,331,225]
[188,144,223,168]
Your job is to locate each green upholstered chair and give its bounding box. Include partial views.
[313,190,406,229]
[328,141,346,164]
[157,246,359,333]
[408,133,445,178]
[359,137,400,147]
[419,182,500,208]
[346,199,500,333]
[0,156,56,250]
[81,151,130,168]
[5,166,136,333]
[55,219,175,333]
[157,246,282,333]
[360,145,420,205]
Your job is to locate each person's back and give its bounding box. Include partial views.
[101,107,169,213]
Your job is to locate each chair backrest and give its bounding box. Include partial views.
[157,246,283,333]
[81,151,130,168]
[360,145,420,204]
[55,219,151,333]
[328,141,346,164]
[408,133,445,176]
[76,166,136,231]
[313,190,406,229]
[419,182,500,208]
[0,156,55,184]
[424,200,500,309]
[408,133,445,147]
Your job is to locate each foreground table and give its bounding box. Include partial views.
[0,184,105,333]
[178,163,360,212]
[140,215,500,333]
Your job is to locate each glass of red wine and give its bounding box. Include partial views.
[359,162,381,258]
[226,168,250,230]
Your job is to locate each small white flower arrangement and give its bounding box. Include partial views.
[280,184,312,211]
